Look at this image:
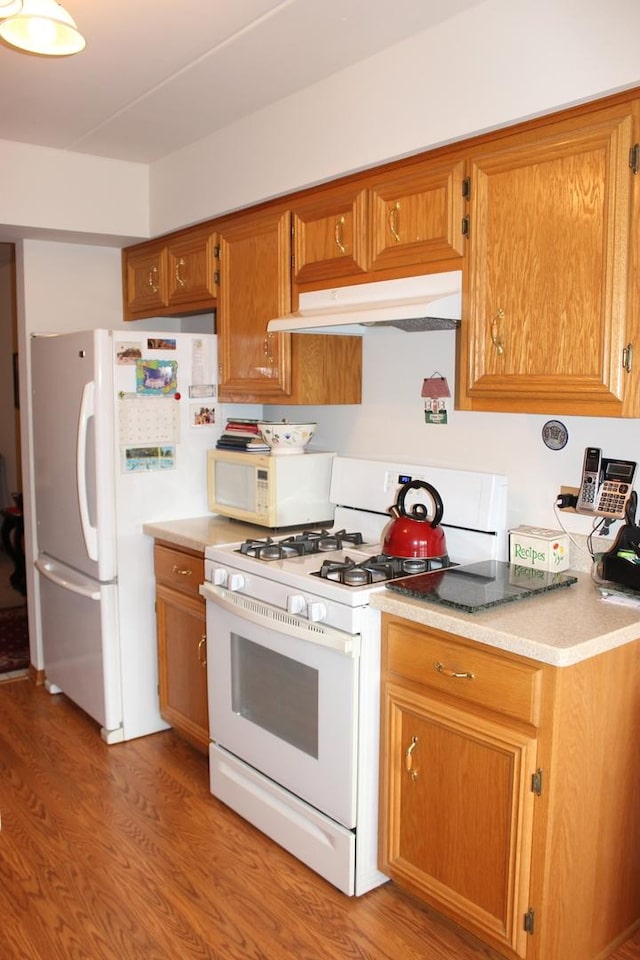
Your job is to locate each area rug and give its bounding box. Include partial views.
[0,605,29,673]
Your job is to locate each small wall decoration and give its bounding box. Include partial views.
[421,373,451,425]
[541,419,569,450]
[135,359,178,395]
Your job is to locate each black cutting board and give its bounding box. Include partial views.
[385,560,577,613]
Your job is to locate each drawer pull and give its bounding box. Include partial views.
[172,564,193,577]
[405,735,419,780]
[198,635,207,667]
[435,661,475,680]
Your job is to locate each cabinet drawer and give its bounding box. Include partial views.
[154,544,204,599]
[384,618,543,726]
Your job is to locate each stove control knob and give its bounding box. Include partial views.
[307,601,327,623]
[212,568,228,587]
[287,594,307,615]
[227,573,245,592]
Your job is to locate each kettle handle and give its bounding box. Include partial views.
[396,480,444,528]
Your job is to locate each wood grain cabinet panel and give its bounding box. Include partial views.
[166,227,217,309]
[216,206,293,402]
[154,543,208,753]
[216,206,362,405]
[123,226,217,321]
[368,155,466,272]
[379,614,640,960]
[292,183,369,283]
[458,100,640,416]
[382,681,536,958]
[124,243,168,318]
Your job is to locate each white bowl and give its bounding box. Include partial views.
[258,421,317,455]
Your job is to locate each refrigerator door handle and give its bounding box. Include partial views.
[77,380,98,561]
[35,556,102,600]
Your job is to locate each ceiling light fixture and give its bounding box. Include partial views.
[0,0,85,56]
[0,0,22,16]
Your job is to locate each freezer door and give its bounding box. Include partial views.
[31,330,117,581]
[36,555,124,740]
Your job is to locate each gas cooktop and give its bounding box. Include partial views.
[386,560,578,613]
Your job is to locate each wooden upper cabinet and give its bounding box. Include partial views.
[292,183,368,284]
[216,207,293,402]
[123,226,217,321]
[457,101,639,416]
[124,243,168,318]
[368,155,466,272]
[166,227,217,309]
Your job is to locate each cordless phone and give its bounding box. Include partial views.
[576,447,602,512]
[576,447,637,520]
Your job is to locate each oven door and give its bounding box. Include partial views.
[202,582,359,828]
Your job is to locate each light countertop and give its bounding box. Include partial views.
[142,515,267,553]
[143,517,640,668]
[371,572,640,667]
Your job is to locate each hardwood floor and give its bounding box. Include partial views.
[0,679,638,960]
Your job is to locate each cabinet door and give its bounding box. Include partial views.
[292,183,368,283]
[124,244,168,318]
[156,584,208,753]
[217,208,292,402]
[369,155,466,271]
[166,228,217,308]
[458,103,637,416]
[380,683,536,959]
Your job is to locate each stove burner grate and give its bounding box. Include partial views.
[237,529,365,561]
[313,553,453,586]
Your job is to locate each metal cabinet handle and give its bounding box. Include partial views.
[174,256,186,287]
[389,201,400,243]
[147,265,159,293]
[490,308,505,356]
[334,215,346,254]
[264,332,276,365]
[623,342,633,373]
[172,564,193,577]
[405,735,419,780]
[198,635,207,667]
[434,661,475,680]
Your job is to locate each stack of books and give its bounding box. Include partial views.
[216,418,270,453]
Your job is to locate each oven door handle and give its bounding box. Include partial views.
[199,582,361,657]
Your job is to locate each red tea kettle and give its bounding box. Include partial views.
[382,479,448,560]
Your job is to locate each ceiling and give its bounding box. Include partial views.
[0,0,486,165]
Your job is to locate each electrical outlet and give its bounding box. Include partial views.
[559,485,579,512]
[384,471,395,493]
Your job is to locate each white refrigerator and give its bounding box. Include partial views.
[31,329,221,743]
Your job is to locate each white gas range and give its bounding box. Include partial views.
[200,457,507,896]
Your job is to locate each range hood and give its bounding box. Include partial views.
[268,271,462,334]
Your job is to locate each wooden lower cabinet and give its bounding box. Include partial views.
[153,543,208,753]
[379,614,640,960]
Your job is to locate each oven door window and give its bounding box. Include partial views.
[231,634,319,758]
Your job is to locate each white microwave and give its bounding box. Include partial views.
[207,449,336,528]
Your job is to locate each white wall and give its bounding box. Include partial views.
[150,0,640,234]
[268,332,640,541]
[0,140,150,243]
